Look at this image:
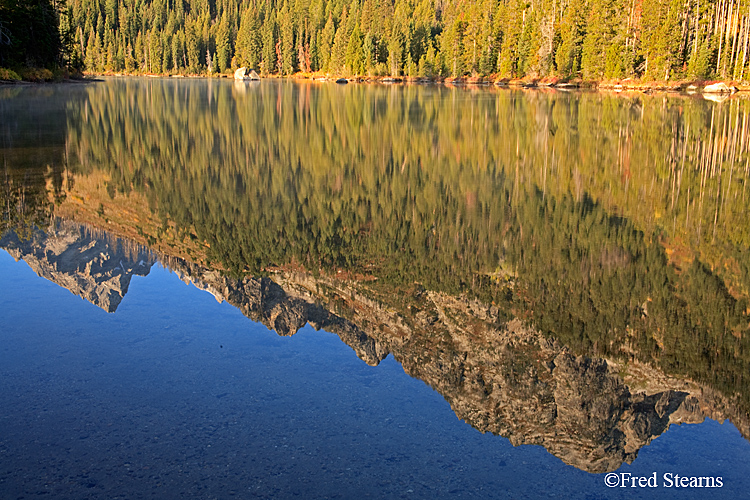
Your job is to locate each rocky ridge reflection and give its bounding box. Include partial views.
[1,222,154,312]
[169,253,739,474]
[0,220,741,473]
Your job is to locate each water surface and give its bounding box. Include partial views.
[2,78,750,498]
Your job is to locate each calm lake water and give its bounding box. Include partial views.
[2,78,750,499]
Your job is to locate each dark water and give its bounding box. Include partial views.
[2,78,750,499]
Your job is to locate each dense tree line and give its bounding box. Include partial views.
[63,0,750,80]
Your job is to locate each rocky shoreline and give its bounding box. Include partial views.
[71,71,750,95]
[301,74,750,94]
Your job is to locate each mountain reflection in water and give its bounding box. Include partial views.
[0,220,744,474]
[2,78,750,478]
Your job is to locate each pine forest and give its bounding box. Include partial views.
[15,0,750,81]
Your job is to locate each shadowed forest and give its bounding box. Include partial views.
[0,1,61,69]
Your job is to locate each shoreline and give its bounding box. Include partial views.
[6,70,749,97]
[102,71,750,95]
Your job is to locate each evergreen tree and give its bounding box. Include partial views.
[261,8,277,74]
[555,0,588,78]
[330,8,350,73]
[215,12,231,72]
[581,0,627,79]
[279,4,296,75]
[497,1,524,77]
[235,7,262,69]
[319,14,336,72]
[441,11,467,77]
[641,0,685,80]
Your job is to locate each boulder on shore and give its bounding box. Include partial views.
[702,82,734,94]
[234,67,260,80]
